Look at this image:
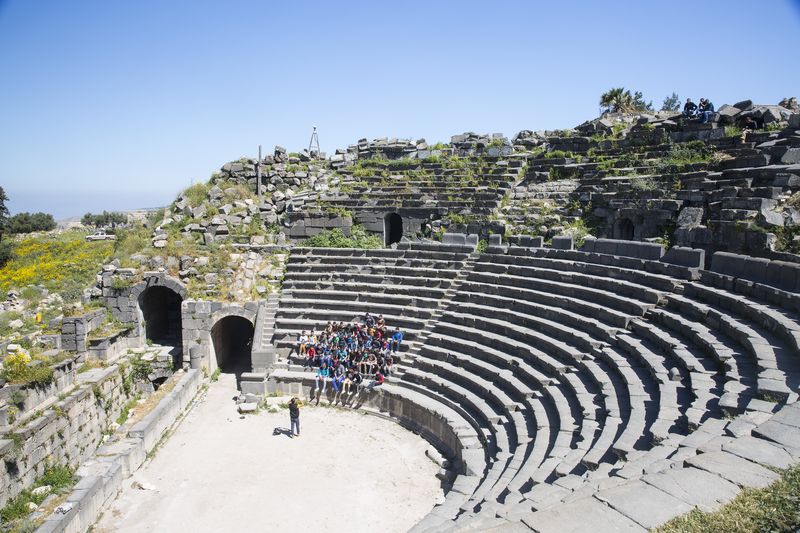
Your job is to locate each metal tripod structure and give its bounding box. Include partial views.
[308,126,320,158]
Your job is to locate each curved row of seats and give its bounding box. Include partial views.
[267,242,800,532]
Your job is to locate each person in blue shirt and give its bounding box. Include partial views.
[391,328,404,353]
[314,362,330,395]
[698,98,715,124]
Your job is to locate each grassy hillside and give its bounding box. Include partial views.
[0,231,113,302]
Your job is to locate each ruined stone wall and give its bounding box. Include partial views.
[0,364,132,507]
[181,300,258,371]
[60,309,106,353]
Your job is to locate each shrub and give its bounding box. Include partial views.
[131,356,153,382]
[302,225,382,249]
[0,240,14,268]
[0,464,75,522]
[81,211,127,228]
[0,232,113,302]
[181,183,210,207]
[6,212,56,234]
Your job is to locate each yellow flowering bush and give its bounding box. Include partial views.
[0,232,112,301]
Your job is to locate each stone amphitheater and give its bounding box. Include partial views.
[3,101,800,532]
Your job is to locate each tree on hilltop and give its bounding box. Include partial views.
[661,92,681,112]
[7,212,57,234]
[0,186,9,242]
[81,211,127,229]
[599,87,654,114]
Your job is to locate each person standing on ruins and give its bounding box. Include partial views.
[288,397,301,438]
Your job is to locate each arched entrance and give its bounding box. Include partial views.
[211,316,254,384]
[384,213,403,246]
[617,218,635,240]
[138,286,183,345]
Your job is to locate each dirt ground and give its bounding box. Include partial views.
[94,373,444,532]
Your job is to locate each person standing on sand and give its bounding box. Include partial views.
[289,397,301,438]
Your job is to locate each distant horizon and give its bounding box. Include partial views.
[2,0,799,218]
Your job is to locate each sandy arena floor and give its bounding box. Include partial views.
[94,374,444,532]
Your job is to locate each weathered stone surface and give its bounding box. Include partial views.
[752,420,800,455]
[686,451,779,488]
[722,436,794,469]
[521,497,645,533]
[643,467,739,512]
[594,480,693,529]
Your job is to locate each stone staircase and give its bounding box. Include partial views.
[251,293,280,372]
[397,252,480,370]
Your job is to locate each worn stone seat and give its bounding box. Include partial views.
[481,251,685,292]
[467,270,653,318]
[665,293,799,402]
[287,254,468,271]
[283,280,449,300]
[283,289,442,309]
[284,271,457,289]
[460,278,631,329]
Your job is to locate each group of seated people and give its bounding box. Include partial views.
[683,98,715,123]
[296,313,404,396]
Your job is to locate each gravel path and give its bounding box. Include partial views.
[94,374,444,532]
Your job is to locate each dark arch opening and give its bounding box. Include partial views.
[139,286,183,345]
[384,213,403,246]
[212,316,254,386]
[618,218,635,241]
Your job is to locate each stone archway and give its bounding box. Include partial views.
[211,315,254,387]
[617,218,635,240]
[384,212,403,246]
[138,286,183,345]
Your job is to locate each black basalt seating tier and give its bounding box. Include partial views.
[266,242,800,532]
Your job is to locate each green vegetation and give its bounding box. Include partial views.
[599,87,653,113]
[0,239,14,268]
[0,350,55,387]
[116,394,140,425]
[660,92,681,112]
[131,356,153,382]
[655,141,713,173]
[724,125,743,138]
[0,231,113,302]
[181,182,210,207]
[0,186,9,241]
[301,225,383,249]
[81,211,127,228]
[5,212,56,234]
[655,463,800,533]
[323,206,354,218]
[0,464,76,523]
[629,176,659,192]
[487,138,506,149]
[558,218,594,248]
[210,368,221,382]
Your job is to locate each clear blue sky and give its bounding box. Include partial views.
[1,0,799,219]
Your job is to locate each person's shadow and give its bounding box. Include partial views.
[272,427,293,438]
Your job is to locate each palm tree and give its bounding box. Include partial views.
[599,88,635,114]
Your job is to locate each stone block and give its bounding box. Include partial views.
[488,234,502,246]
[595,480,693,529]
[465,234,479,247]
[643,467,739,512]
[551,236,573,250]
[686,451,779,488]
[521,496,645,533]
[442,233,466,246]
[710,252,746,278]
[789,113,800,129]
[661,246,705,269]
[518,235,543,248]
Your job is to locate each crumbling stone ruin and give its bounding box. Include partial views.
[2,98,800,531]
